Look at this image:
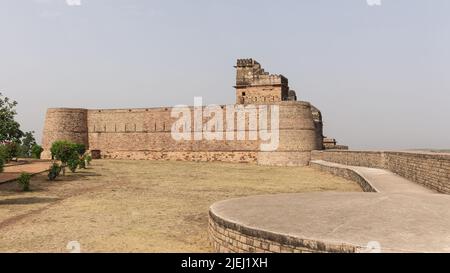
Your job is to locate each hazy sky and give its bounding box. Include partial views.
[1,0,449,150]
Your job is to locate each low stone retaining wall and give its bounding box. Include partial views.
[309,161,376,192]
[311,150,386,168]
[209,208,360,253]
[311,150,450,194]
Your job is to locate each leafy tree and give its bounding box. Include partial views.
[48,163,62,181]
[2,142,19,162]
[19,131,37,158]
[50,141,84,175]
[31,144,44,159]
[73,144,86,156]
[0,93,24,143]
[67,158,80,173]
[0,145,7,168]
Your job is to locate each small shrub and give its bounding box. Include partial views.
[78,157,86,169]
[50,141,80,175]
[31,144,44,159]
[0,158,4,173]
[67,158,79,173]
[18,172,31,192]
[73,144,86,157]
[48,163,62,181]
[85,154,92,166]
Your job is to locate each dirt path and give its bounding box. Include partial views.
[0,160,361,253]
[0,160,52,184]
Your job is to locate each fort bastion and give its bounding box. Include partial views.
[42,59,343,166]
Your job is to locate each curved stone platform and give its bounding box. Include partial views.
[209,192,450,253]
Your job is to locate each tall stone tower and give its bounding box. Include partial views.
[41,108,89,159]
[234,59,297,104]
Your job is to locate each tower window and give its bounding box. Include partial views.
[242,92,246,96]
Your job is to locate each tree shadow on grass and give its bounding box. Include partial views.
[0,197,61,205]
[61,171,102,182]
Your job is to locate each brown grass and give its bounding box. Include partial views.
[0,160,361,253]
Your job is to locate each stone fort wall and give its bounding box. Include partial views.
[311,150,450,194]
[41,59,327,166]
[42,101,322,166]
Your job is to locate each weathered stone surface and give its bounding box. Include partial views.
[209,192,450,253]
[311,150,450,194]
[41,60,324,166]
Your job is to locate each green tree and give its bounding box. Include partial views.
[50,141,82,175]
[0,156,4,173]
[20,131,37,158]
[73,143,86,156]
[0,145,7,166]
[31,144,44,159]
[0,93,24,143]
[2,142,19,162]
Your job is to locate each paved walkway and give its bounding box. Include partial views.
[211,192,450,253]
[209,159,448,253]
[310,160,435,194]
[0,161,52,184]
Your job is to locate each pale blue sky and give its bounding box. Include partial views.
[0,0,449,149]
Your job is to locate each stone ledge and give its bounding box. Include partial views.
[208,192,450,253]
[310,160,377,192]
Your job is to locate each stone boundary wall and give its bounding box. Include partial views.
[208,209,362,253]
[42,102,322,166]
[384,152,450,194]
[311,150,450,194]
[309,161,377,192]
[310,150,386,168]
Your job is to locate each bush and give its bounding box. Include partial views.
[31,144,44,159]
[18,172,31,191]
[67,158,79,173]
[19,131,36,158]
[50,141,83,175]
[0,145,6,157]
[48,163,62,181]
[0,145,6,169]
[85,154,92,166]
[78,157,86,169]
[1,142,19,162]
[73,144,86,157]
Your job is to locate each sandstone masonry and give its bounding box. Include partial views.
[42,59,340,166]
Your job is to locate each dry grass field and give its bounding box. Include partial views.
[0,160,361,253]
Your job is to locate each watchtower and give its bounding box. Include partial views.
[234,59,296,104]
